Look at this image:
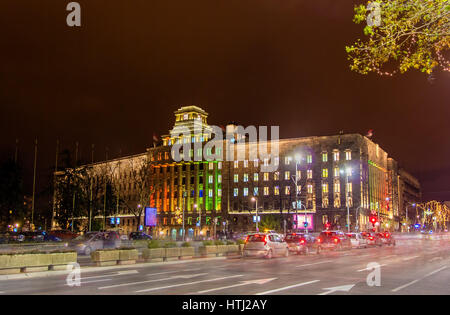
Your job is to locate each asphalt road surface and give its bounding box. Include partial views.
[0,239,449,295]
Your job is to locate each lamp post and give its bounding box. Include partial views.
[251,197,258,232]
[290,155,308,233]
[194,203,199,238]
[341,168,352,233]
[405,203,416,233]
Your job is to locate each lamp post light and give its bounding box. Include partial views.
[251,197,258,232]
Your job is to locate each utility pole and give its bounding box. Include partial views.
[89,144,94,231]
[71,141,78,232]
[31,138,38,231]
[51,140,59,230]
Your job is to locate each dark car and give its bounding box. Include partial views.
[49,230,79,240]
[316,230,352,251]
[376,232,396,246]
[285,233,317,254]
[129,232,152,240]
[362,231,383,247]
[23,231,45,242]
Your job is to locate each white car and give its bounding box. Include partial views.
[243,233,289,259]
[346,232,368,248]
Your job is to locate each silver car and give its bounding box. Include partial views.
[346,232,368,248]
[72,231,121,255]
[243,233,289,259]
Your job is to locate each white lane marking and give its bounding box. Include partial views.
[146,268,201,277]
[296,260,332,268]
[68,278,113,286]
[318,284,355,295]
[383,255,397,259]
[254,280,320,295]
[98,273,208,290]
[356,264,387,272]
[403,255,419,261]
[429,257,443,262]
[392,266,448,292]
[136,274,244,293]
[80,270,139,280]
[197,278,277,294]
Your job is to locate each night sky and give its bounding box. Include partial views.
[0,0,449,203]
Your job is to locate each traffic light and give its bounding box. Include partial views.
[303,222,308,228]
[370,216,378,225]
[324,222,331,229]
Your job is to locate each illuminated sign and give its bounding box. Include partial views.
[144,207,157,227]
[293,214,314,230]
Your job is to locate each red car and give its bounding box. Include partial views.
[362,231,383,247]
[376,232,396,246]
[316,230,352,251]
[49,229,79,240]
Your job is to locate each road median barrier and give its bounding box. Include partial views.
[0,250,77,274]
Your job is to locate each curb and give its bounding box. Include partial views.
[0,256,227,281]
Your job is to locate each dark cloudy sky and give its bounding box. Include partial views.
[0,0,449,202]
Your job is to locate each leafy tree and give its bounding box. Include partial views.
[0,159,26,229]
[346,0,449,75]
[259,214,282,232]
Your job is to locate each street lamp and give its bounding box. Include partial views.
[251,197,258,232]
[289,154,308,234]
[340,167,352,233]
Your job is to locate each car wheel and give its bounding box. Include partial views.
[84,247,92,256]
[265,250,273,259]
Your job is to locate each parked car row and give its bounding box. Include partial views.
[242,230,396,259]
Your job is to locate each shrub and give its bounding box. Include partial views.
[147,240,161,249]
[202,240,213,246]
[214,240,224,245]
[181,242,192,247]
[236,239,245,245]
[163,242,177,248]
[226,240,235,245]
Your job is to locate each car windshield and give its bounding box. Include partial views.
[285,235,304,242]
[248,234,266,242]
[320,232,337,238]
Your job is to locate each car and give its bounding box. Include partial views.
[285,233,317,254]
[376,232,396,246]
[71,231,121,255]
[129,232,152,240]
[243,233,289,259]
[22,231,45,242]
[362,231,383,247]
[346,232,368,249]
[49,229,79,240]
[316,230,352,251]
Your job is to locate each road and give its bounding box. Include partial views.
[0,239,449,295]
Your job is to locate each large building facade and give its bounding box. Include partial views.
[57,106,421,238]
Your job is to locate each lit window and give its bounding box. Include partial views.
[307,184,313,194]
[254,173,259,181]
[234,174,239,183]
[333,151,339,161]
[284,171,290,180]
[253,187,259,196]
[307,154,312,163]
[264,187,269,195]
[208,175,213,184]
[274,172,279,180]
[218,189,222,197]
[263,158,269,166]
[285,157,291,165]
[244,160,248,168]
[346,183,353,193]
[334,167,340,177]
[264,173,269,181]
[322,153,328,162]
[234,161,239,168]
[209,162,214,170]
[165,152,169,159]
[218,175,222,183]
[233,188,239,197]
[322,169,328,178]
[307,170,312,179]
[285,186,290,195]
[345,151,352,161]
[254,159,259,167]
[208,189,213,197]
[274,186,280,195]
[334,182,340,193]
[296,170,301,179]
[322,183,329,193]
[183,113,188,120]
[218,162,222,169]
[274,157,279,166]
[243,188,248,196]
[243,173,248,182]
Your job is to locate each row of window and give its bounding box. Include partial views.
[233,183,353,197]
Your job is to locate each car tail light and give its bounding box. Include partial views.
[317,238,322,243]
[262,235,267,246]
[245,236,249,244]
[300,239,305,244]
[333,237,339,243]
[369,236,374,240]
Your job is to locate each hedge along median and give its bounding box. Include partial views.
[91,248,138,266]
[0,250,77,274]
